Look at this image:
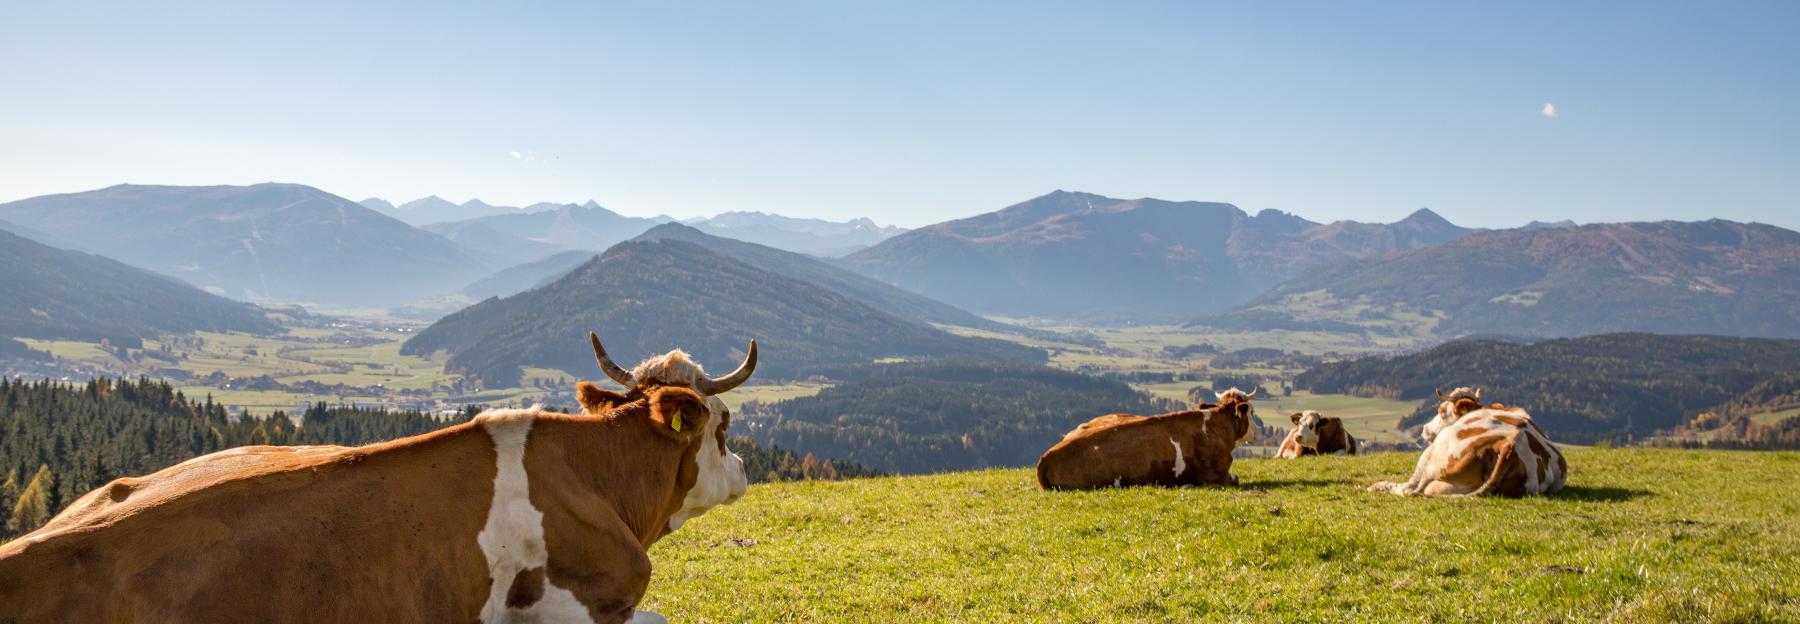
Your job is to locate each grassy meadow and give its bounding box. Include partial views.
[645,448,1800,623]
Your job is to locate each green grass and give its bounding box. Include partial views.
[18,338,123,363]
[643,448,1800,622]
[716,383,830,412]
[1751,407,1800,426]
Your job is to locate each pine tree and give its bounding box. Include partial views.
[8,464,55,535]
[0,469,19,523]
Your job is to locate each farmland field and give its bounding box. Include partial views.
[644,448,1800,622]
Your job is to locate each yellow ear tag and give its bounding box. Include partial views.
[671,410,684,432]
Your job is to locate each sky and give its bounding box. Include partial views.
[2,2,1796,229]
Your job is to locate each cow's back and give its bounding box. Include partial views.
[1038,411,1228,490]
[0,426,498,623]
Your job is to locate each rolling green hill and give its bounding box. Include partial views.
[643,448,1799,622]
[1295,333,1800,443]
[634,223,1026,336]
[0,229,277,348]
[402,240,1046,386]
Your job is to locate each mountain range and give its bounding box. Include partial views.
[401,239,1046,386]
[0,184,491,307]
[420,202,671,266]
[0,228,276,349]
[1222,219,1800,339]
[842,190,1473,321]
[684,211,905,257]
[359,196,531,227]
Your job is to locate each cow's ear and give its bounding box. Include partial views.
[646,386,708,439]
[577,382,630,414]
[1235,402,1253,418]
[1289,412,1302,425]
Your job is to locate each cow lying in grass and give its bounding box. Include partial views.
[1037,388,1263,489]
[1368,387,1567,497]
[1277,410,1358,458]
[0,332,756,624]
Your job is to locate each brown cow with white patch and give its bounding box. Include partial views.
[1277,410,1358,458]
[1037,388,1263,489]
[0,333,755,624]
[1368,387,1568,497]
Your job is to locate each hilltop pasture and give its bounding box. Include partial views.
[644,448,1800,623]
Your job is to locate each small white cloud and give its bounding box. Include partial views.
[509,150,523,160]
[1541,102,1558,118]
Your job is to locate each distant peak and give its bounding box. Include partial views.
[1398,207,1459,229]
[1403,207,1444,221]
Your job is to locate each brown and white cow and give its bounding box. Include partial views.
[0,333,756,624]
[1368,387,1568,497]
[1037,388,1263,489]
[1276,410,1358,458]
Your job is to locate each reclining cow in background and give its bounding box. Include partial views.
[1277,410,1358,458]
[1368,387,1567,497]
[0,332,757,624]
[1037,388,1263,489]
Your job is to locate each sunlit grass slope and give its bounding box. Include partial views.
[646,448,1799,623]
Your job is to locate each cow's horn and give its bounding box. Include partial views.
[1474,387,1483,400]
[589,332,635,387]
[1246,387,1260,400]
[1435,388,1449,401]
[696,340,757,395]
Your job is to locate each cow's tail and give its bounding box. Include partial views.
[1463,444,1518,497]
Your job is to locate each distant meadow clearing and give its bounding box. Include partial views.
[644,448,1800,623]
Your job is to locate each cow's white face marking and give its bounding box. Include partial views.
[1168,437,1186,478]
[1423,387,1482,444]
[1421,401,1461,444]
[475,409,595,624]
[621,350,750,534]
[666,395,748,533]
[1236,403,1260,443]
[1293,411,1324,449]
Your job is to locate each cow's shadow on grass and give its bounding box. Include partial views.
[1552,485,1651,502]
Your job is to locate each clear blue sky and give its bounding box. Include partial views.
[2,2,1795,229]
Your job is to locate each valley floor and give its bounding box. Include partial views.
[643,448,1799,623]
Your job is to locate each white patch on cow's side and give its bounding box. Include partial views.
[665,396,749,533]
[475,408,597,624]
[1511,427,1543,492]
[1169,437,1187,478]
